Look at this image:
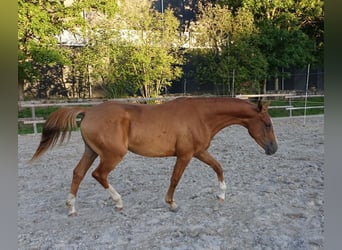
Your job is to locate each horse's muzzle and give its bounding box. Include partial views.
[265,142,278,155]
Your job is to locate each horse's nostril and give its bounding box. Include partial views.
[265,143,277,155]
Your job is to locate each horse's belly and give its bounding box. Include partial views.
[128,132,177,157]
[128,141,176,157]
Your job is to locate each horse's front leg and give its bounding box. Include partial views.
[165,155,192,211]
[195,150,226,201]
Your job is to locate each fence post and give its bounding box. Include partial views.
[303,63,310,125]
[288,97,292,117]
[31,106,37,134]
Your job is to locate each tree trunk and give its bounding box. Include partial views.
[274,77,279,93]
[262,79,267,94]
[18,79,25,101]
[142,84,149,98]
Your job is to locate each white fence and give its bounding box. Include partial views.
[18,94,324,134]
[236,93,324,113]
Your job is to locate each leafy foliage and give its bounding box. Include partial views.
[183,0,322,94]
[93,3,184,98]
[18,0,324,99]
[186,3,267,94]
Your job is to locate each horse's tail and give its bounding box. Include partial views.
[30,107,88,163]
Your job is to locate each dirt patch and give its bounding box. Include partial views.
[18,116,324,249]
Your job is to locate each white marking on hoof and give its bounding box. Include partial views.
[217,181,226,201]
[66,193,77,216]
[106,184,123,210]
[68,211,78,217]
[169,202,178,212]
[115,203,124,210]
[115,206,123,212]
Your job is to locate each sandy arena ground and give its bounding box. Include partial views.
[18,115,324,249]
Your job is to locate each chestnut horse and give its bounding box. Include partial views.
[30,97,277,215]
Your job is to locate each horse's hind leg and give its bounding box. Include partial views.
[66,145,98,216]
[91,152,126,210]
[195,150,226,201]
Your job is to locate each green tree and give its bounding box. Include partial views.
[54,0,119,98]
[185,2,233,94]
[186,2,266,95]
[242,0,323,91]
[18,0,119,100]
[256,21,314,92]
[219,37,268,94]
[18,0,68,100]
[191,2,234,53]
[186,48,225,94]
[183,0,323,94]
[99,2,184,98]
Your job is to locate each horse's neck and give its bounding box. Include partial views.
[204,99,253,135]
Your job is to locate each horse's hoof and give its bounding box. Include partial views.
[68,211,78,217]
[216,195,225,202]
[115,206,123,211]
[169,202,179,212]
[170,206,179,212]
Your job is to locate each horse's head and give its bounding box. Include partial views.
[246,100,278,155]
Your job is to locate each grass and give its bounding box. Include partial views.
[18,96,324,134]
[267,96,324,117]
[18,106,59,134]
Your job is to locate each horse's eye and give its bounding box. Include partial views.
[265,123,272,129]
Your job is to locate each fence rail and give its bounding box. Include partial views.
[18,94,324,134]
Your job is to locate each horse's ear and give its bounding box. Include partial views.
[257,99,263,112]
[257,100,270,113]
